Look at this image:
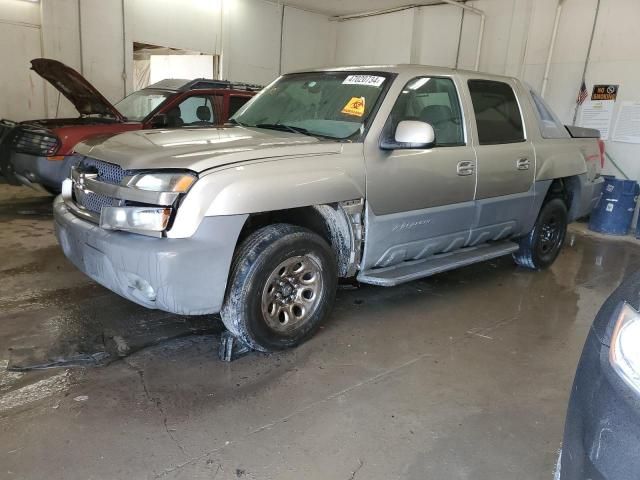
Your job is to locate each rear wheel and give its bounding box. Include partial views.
[221,224,337,352]
[513,198,568,269]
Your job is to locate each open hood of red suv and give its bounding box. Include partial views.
[31,58,125,121]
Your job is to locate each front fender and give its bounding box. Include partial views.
[168,148,365,238]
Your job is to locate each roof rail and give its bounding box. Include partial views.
[180,78,263,92]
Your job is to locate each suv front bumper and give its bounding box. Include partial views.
[11,152,80,192]
[53,196,247,315]
[560,329,640,479]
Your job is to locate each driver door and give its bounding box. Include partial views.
[362,76,477,269]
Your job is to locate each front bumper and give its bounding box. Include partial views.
[53,196,247,315]
[10,152,80,192]
[560,329,640,479]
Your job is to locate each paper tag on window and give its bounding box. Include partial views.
[342,75,385,87]
[342,97,366,117]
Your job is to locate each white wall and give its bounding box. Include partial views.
[1,0,337,121]
[335,9,414,65]
[0,1,45,121]
[281,7,336,72]
[41,0,81,118]
[221,0,282,85]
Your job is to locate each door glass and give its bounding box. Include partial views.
[168,95,219,127]
[386,77,464,146]
[467,80,525,145]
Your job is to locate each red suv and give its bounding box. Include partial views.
[0,58,260,193]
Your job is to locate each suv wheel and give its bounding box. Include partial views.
[513,197,568,270]
[221,224,337,352]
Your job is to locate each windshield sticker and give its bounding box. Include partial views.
[342,75,386,87]
[342,97,366,117]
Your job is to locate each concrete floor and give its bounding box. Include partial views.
[1,184,638,480]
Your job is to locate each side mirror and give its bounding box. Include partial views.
[150,113,168,128]
[380,120,435,150]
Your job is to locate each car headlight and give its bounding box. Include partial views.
[609,302,640,395]
[127,171,196,192]
[100,206,171,233]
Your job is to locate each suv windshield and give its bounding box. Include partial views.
[231,72,390,140]
[115,89,172,121]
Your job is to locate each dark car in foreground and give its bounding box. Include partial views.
[558,270,640,479]
[0,58,260,193]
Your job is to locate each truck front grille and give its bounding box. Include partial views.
[12,128,59,156]
[79,157,130,184]
[72,157,132,216]
[74,189,121,214]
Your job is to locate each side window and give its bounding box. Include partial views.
[530,89,569,139]
[467,80,525,145]
[387,77,464,146]
[229,96,251,117]
[168,95,219,127]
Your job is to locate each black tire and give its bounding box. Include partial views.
[513,197,568,270]
[221,224,337,352]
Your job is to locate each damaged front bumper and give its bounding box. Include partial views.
[10,152,80,192]
[53,195,247,315]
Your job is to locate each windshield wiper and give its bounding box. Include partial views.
[254,123,313,136]
[227,118,245,126]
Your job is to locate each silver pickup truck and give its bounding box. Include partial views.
[53,65,604,352]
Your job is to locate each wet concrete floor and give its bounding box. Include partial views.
[0,184,638,479]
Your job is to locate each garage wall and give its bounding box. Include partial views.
[335,9,414,65]
[281,7,336,73]
[0,1,46,121]
[1,0,336,121]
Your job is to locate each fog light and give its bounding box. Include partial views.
[100,206,171,232]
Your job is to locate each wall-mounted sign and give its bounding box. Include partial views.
[612,101,640,144]
[591,84,619,101]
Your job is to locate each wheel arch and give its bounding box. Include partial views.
[543,175,589,222]
[236,200,364,278]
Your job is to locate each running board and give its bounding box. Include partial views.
[357,241,519,287]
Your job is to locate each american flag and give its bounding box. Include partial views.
[576,81,589,105]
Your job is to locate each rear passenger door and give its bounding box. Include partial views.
[466,79,535,243]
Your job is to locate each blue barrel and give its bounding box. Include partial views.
[589,176,639,236]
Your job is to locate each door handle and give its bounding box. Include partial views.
[457,161,475,176]
[516,157,530,170]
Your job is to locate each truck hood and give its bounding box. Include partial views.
[31,58,125,121]
[74,127,343,172]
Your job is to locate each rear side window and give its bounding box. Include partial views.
[468,80,524,145]
[529,89,569,139]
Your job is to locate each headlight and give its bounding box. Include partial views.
[127,172,196,192]
[609,302,640,395]
[100,206,171,233]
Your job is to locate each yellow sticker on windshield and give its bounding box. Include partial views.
[342,97,365,117]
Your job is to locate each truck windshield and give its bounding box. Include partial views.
[231,72,390,140]
[115,89,171,121]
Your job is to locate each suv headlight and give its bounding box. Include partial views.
[610,302,640,395]
[127,171,196,192]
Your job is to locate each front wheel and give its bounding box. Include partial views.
[513,197,568,270]
[221,224,337,352]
